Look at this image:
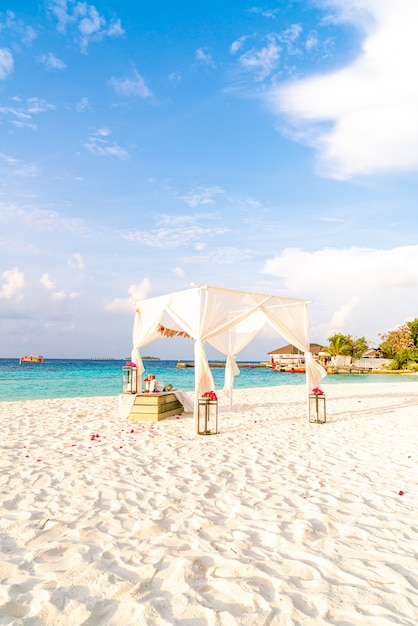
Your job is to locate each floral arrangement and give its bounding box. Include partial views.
[202,391,217,401]
[312,387,324,395]
[126,361,136,367]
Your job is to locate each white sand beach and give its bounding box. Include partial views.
[1,381,418,625]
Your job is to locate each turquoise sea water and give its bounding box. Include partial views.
[0,358,416,402]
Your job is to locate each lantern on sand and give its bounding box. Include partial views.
[122,362,137,394]
[309,388,326,424]
[198,391,218,435]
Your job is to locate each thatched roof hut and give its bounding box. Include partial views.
[268,343,324,356]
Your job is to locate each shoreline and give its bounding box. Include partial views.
[326,367,418,375]
[1,370,418,405]
[2,381,418,624]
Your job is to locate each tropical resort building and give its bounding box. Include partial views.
[268,343,325,372]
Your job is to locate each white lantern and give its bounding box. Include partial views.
[198,398,218,435]
[309,393,326,423]
[122,365,137,394]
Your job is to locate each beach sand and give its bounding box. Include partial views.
[1,381,418,625]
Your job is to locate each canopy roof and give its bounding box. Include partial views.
[268,343,324,356]
[130,284,326,430]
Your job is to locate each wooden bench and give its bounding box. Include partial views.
[127,391,184,422]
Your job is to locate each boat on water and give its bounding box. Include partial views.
[273,359,306,373]
[20,355,44,364]
[280,366,306,373]
[176,361,271,369]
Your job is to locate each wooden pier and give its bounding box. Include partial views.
[176,361,271,369]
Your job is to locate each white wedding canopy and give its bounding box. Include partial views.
[130,284,326,431]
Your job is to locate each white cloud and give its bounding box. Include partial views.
[128,280,151,301]
[48,0,124,52]
[76,96,89,111]
[179,186,225,208]
[320,216,345,223]
[268,0,418,178]
[68,252,85,271]
[0,203,85,232]
[40,273,56,290]
[305,31,319,51]
[184,246,253,265]
[0,154,37,177]
[0,267,25,300]
[76,3,104,36]
[230,36,249,55]
[0,48,14,80]
[27,98,56,114]
[173,267,185,277]
[85,143,128,159]
[278,24,302,52]
[121,223,228,249]
[0,106,31,121]
[0,97,55,128]
[52,290,66,301]
[104,279,152,314]
[262,245,418,341]
[38,52,66,70]
[168,71,182,86]
[247,7,280,19]
[1,10,37,45]
[195,48,216,69]
[158,214,196,227]
[109,69,152,98]
[84,128,129,159]
[238,35,281,80]
[94,127,110,137]
[317,0,376,29]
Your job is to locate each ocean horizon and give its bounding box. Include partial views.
[0,358,416,402]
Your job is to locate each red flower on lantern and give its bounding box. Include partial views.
[202,391,217,401]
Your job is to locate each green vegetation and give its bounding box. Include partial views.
[378,319,418,370]
[324,318,418,370]
[323,333,368,360]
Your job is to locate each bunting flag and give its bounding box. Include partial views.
[158,324,191,339]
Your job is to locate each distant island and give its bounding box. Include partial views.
[91,356,160,361]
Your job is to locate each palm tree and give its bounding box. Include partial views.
[322,333,352,357]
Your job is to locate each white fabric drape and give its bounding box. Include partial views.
[261,300,326,393]
[129,285,327,429]
[118,393,136,419]
[130,294,170,388]
[208,311,266,408]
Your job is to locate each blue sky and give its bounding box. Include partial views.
[1,0,418,359]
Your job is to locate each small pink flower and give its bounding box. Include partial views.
[202,390,218,401]
[399,490,404,496]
